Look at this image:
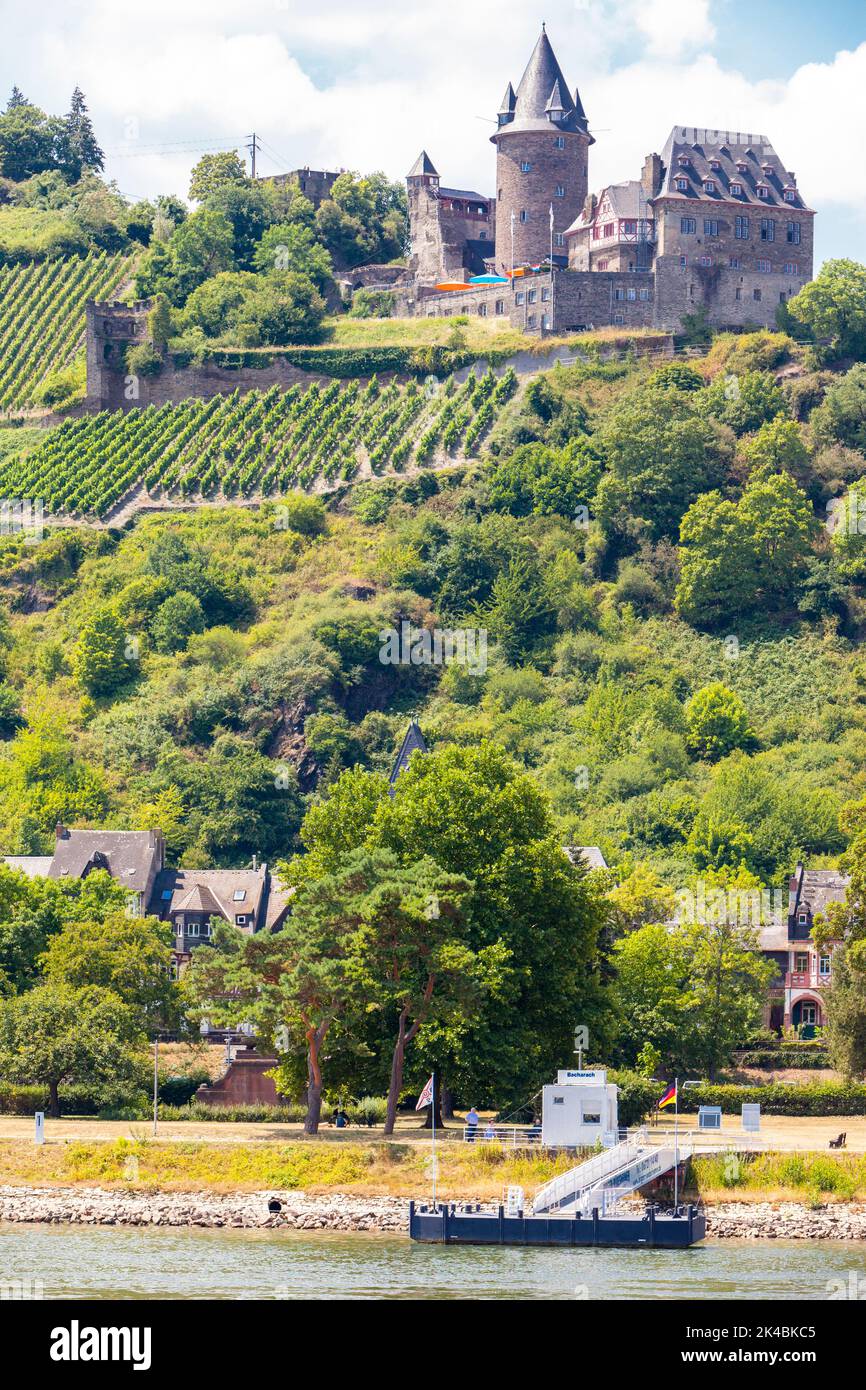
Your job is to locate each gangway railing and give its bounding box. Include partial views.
[532,1127,698,1216]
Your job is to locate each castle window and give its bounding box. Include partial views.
[495,300,505,315]
[679,255,687,267]
[819,955,831,976]
[784,262,798,275]
[613,287,625,301]
[541,286,550,301]
[555,185,565,197]
[757,185,769,198]
[477,303,487,316]
[735,215,750,239]
[527,314,536,327]
[753,287,762,300]
[757,258,771,272]
[592,225,601,240]
[519,209,528,223]
[597,259,608,269]
[783,189,797,202]
[479,231,487,239]
[730,182,743,196]
[614,313,624,324]
[680,217,696,234]
[520,161,531,173]
[554,136,565,149]
[760,218,775,242]
[703,179,716,193]
[603,222,614,237]
[515,291,525,304]
[703,218,719,236]
[675,178,688,192]
[554,232,565,247]
[729,256,740,269]
[787,221,801,245]
[621,220,637,235]
[639,287,650,301]
[700,255,713,266]
[627,287,636,301]
[735,287,742,301]
[528,289,537,303]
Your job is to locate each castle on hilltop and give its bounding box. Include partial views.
[402,26,815,333]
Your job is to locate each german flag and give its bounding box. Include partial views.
[658,1080,677,1110]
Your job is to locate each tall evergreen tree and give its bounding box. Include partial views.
[58,86,104,180]
[6,86,28,110]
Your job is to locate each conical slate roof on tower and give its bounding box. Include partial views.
[407,150,439,178]
[495,27,591,139]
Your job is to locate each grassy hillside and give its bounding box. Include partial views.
[0,250,132,412]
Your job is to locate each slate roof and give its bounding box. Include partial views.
[439,187,492,206]
[565,846,608,871]
[389,719,428,792]
[788,864,849,920]
[494,28,591,139]
[3,855,53,879]
[408,150,439,178]
[565,180,649,234]
[654,127,811,210]
[150,866,288,932]
[48,829,162,893]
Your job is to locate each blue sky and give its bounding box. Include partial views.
[1,0,863,265]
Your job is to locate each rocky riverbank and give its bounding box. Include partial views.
[2,1187,866,1238]
[705,1202,866,1240]
[0,1186,407,1232]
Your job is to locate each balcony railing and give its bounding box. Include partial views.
[785,971,831,989]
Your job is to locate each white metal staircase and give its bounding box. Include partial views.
[532,1128,693,1216]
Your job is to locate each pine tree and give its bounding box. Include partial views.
[6,86,28,110]
[58,86,104,180]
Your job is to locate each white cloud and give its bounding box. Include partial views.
[1,0,862,259]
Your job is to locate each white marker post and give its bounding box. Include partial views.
[34,1111,44,1145]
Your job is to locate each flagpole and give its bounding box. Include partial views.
[673,1075,679,1213]
[431,1071,437,1208]
[549,203,555,332]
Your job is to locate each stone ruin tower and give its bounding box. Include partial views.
[492,26,593,273]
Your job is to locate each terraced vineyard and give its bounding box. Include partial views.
[0,251,132,412]
[0,368,518,519]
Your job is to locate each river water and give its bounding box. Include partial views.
[2,1225,865,1299]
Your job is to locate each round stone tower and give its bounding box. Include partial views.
[492,26,593,272]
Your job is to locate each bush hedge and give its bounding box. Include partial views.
[680,1081,866,1116]
[733,1048,831,1070]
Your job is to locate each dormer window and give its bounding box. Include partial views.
[757,185,769,198]
[730,182,743,196]
[520,161,531,173]
[783,189,797,203]
[703,179,716,193]
[736,161,749,174]
[708,159,721,170]
[677,155,690,166]
[675,177,688,192]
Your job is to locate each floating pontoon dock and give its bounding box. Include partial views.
[409,1200,705,1248]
